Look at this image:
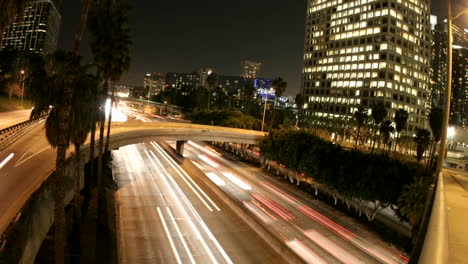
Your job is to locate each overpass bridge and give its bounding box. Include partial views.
[117,97,183,117]
[0,121,265,263]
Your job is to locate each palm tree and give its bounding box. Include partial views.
[428,107,443,172]
[379,120,394,151]
[353,106,368,148]
[394,108,409,152]
[370,101,387,152]
[414,128,431,163]
[272,77,287,109]
[206,72,218,111]
[0,0,27,42]
[88,0,131,227]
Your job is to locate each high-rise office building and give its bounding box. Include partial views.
[165,72,200,90]
[431,19,468,128]
[301,0,432,132]
[241,60,262,79]
[0,0,61,55]
[144,73,165,99]
[198,67,214,88]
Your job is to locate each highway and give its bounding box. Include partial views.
[0,109,32,130]
[113,142,286,264]
[174,140,408,264]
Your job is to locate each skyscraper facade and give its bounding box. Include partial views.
[144,73,165,99]
[0,0,61,55]
[301,0,432,132]
[241,60,262,79]
[431,20,468,128]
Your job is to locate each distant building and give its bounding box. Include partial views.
[0,0,61,55]
[241,60,262,79]
[165,72,200,90]
[217,76,246,93]
[301,0,432,133]
[144,73,165,99]
[198,67,213,87]
[431,20,468,127]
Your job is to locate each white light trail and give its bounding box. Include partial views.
[0,153,14,169]
[305,230,365,264]
[144,151,220,264]
[198,154,220,168]
[285,239,328,264]
[222,172,252,190]
[166,207,197,264]
[157,207,183,264]
[151,142,220,211]
[205,172,226,186]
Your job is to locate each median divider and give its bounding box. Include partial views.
[160,145,306,264]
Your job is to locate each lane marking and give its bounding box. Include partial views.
[157,207,183,264]
[14,146,50,167]
[166,207,197,264]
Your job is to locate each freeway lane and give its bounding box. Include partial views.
[178,141,407,264]
[0,109,32,130]
[113,142,286,264]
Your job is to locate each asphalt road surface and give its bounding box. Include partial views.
[113,142,287,264]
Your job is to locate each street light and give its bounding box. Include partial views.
[20,70,25,106]
[261,95,267,132]
[435,3,468,174]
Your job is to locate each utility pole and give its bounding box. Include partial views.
[20,70,25,106]
[261,96,268,132]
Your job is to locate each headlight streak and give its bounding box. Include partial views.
[166,207,197,264]
[205,172,226,186]
[221,172,252,190]
[149,143,233,264]
[143,150,220,264]
[157,207,183,264]
[0,153,15,169]
[150,142,220,212]
[285,239,328,264]
[198,154,220,168]
[304,230,365,264]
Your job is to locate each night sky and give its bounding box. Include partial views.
[58,0,467,96]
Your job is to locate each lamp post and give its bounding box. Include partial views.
[261,95,267,132]
[436,3,468,174]
[20,70,25,106]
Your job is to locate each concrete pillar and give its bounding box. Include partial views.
[176,140,187,156]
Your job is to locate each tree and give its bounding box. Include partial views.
[353,106,368,148]
[242,82,256,110]
[88,0,132,213]
[272,77,287,109]
[428,107,443,173]
[370,101,387,152]
[379,120,394,151]
[206,72,218,110]
[0,0,27,42]
[394,109,409,152]
[414,128,431,163]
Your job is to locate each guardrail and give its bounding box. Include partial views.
[0,115,46,150]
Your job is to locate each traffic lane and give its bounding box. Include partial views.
[149,142,288,264]
[0,109,32,130]
[0,122,57,236]
[115,143,286,264]
[182,143,366,264]
[182,141,406,264]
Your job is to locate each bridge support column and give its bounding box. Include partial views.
[176,140,187,156]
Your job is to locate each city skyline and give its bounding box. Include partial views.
[56,0,467,96]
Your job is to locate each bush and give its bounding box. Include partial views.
[190,110,262,130]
